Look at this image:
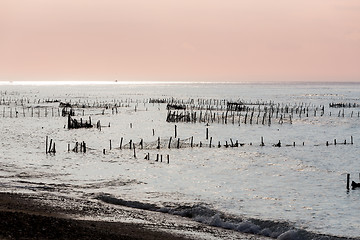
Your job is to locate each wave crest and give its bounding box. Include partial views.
[95,194,353,239]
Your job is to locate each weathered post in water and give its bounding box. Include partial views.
[46,136,48,154]
[168,137,172,149]
[347,174,350,190]
[260,137,264,146]
[51,142,56,154]
[48,139,53,153]
[67,115,71,129]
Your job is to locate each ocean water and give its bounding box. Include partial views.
[0,82,360,239]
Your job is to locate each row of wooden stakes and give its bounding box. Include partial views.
[103,144,170,164]
[45,135,354,157]
[64,140,170,164]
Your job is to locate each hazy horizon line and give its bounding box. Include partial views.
[0,80,359,86]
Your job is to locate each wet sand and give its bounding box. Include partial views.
[0,192,265,240]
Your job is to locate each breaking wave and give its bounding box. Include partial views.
[96,194,356,240]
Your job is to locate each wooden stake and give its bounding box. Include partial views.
[168,137,172,149]
[48,139,53,153]
[46,136,48,154]
[347,173,350,190]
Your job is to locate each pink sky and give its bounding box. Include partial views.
[1,0,360,82]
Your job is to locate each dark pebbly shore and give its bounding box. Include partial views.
[0,192,265,240]
[0,192,189,240]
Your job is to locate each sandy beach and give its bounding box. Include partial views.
[0,192,266,240]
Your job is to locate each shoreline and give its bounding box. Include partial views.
[0,192,188,240]
[0,192,265,240]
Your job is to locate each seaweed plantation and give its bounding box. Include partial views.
[13,94,354,157]
[1,83,360,239]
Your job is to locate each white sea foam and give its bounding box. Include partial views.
[96,193,343,239]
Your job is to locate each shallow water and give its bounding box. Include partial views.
[0,82,360,239]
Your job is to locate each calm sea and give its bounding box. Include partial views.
[1,82,359,239]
